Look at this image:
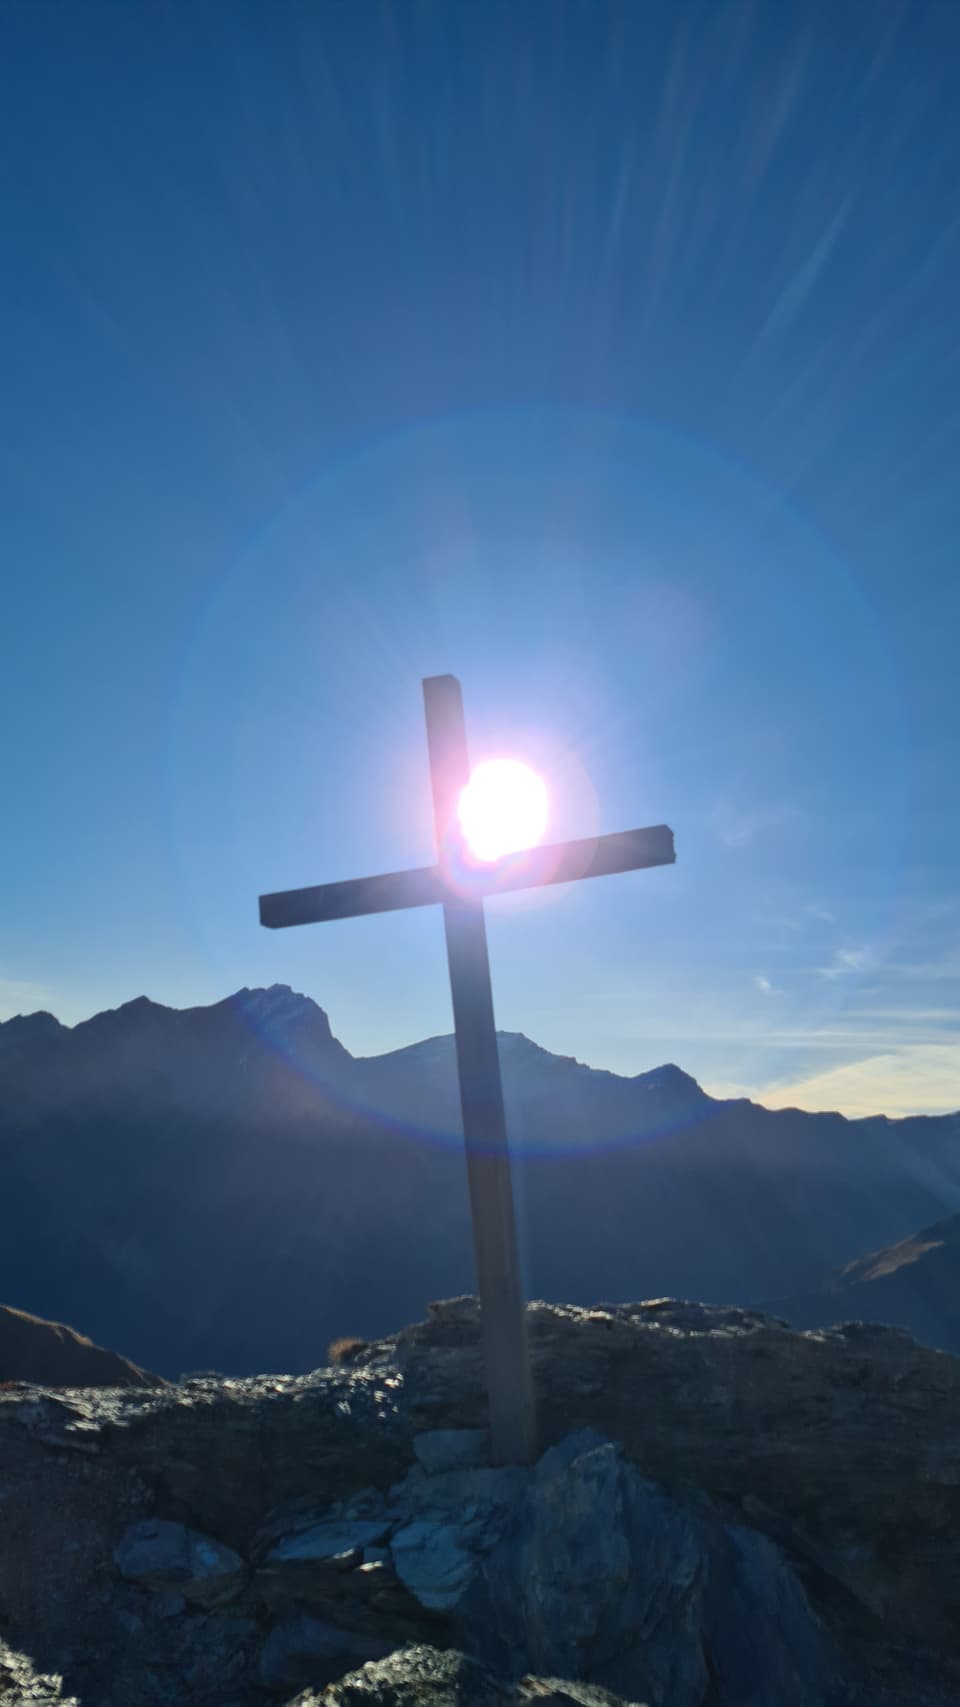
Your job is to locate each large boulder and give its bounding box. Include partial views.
[457,1431,833,1707]
[389,1519,477,1614]
[114,1517,245,1608]
[257,1428,831,1705]
[386,1465,524,1613]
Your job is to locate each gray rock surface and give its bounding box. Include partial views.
[248,1425,832,1703]
[389,1520,475,1612]
[2,1297,960,1705]
[385,1466,524,1612]
[290,1644,649,1707]
[412,1431,489,1475]
[268,1521,393,1564]
[0,1641,78,1706]
[453,1431,832,1707]
[114,1517,245,1608]
[385,1294,960,1671]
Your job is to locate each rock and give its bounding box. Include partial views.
[515,1432,633,1658]
[389,1295,960,1676]
[701,1523,835,1707]
[383,1466,525,1615]
[5,1297,960,1704]
[114,1517,244,1607]
[370,1586,428,1617]
[0,1639,79,1705]
[413,1430,489,1475]
[268,1519,392,1565]
[461,1429,832,1707]
[151,1590,186,1618]
[285,1643,650,1707]
[392,1465,524,1516]
[343,1489,386,1518]
[259,1614,392,1693]
[259,1518,395,1612]
[261,1465,525,1621]
[390,1519,477,1612]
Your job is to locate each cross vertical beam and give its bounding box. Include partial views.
[259,675,676,1463]
[422,674,537,1465]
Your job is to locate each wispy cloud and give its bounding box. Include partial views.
[753,200,850,348]
[754,975,781,996]
[818,945,875,979]
[806,903,835,924]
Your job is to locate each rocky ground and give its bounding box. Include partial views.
[1,1297,958,1706]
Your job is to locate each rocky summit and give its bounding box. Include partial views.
[1,1298,958,1707]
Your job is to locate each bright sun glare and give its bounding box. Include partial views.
[458,759,549,863]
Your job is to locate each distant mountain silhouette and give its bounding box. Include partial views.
[0,1302,164,1387]
[765,1211,960,1356]
[1,985,958,1377]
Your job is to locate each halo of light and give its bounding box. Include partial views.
[166,403,907,1119]
[458,759,548,863]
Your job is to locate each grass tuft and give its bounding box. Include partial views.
[327,1335,370,1366]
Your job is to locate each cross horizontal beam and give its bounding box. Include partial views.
[259,823,675,929]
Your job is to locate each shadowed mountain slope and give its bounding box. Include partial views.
[767,1211,960,1355]
[0,1302,165,1387]
[1,986,958,1376]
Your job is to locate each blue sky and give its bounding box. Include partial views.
[2,1,958,1116]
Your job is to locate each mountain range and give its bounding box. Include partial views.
[0,1301,162,1387]
[2,984,958,1377]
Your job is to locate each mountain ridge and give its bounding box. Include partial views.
[2,982,949,1122]
[2,985,959,1378]
[767,1209,960,1355]
[1,986,705,1100]
[0,1301,164,1388]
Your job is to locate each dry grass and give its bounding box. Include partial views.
[327,1335,370,1367]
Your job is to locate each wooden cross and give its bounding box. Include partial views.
[260,674,675,1464]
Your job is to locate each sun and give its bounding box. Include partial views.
[457,759,549,864]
